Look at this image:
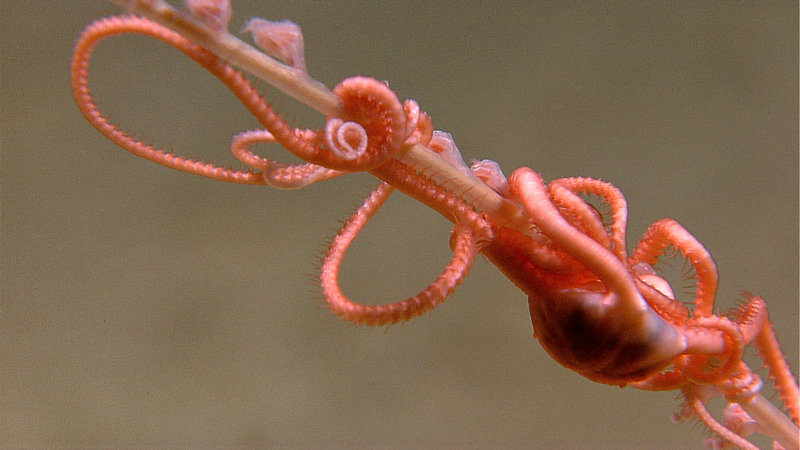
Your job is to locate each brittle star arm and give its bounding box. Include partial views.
[320,182,492,325]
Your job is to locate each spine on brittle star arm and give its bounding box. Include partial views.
[320,183,491,326]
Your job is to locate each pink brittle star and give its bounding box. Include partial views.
[71,2,799,448]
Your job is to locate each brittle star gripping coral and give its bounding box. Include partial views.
[72,1,798,448]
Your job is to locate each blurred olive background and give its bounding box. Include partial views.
[2,1,797,448]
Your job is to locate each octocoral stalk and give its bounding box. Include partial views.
[111,0,341,116]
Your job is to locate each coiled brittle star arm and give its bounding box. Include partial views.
[321,183,493,325]
[230,129,345,189]
[71,15,270,184]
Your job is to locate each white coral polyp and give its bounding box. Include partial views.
[325,118,367,161]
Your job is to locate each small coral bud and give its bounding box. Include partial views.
[245,18,307,74]
[184,0,232,33]
[632,262,676,300]
[428,131,473,177]
[471,159,510,197]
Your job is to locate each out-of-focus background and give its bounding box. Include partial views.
[2,1,797,448]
